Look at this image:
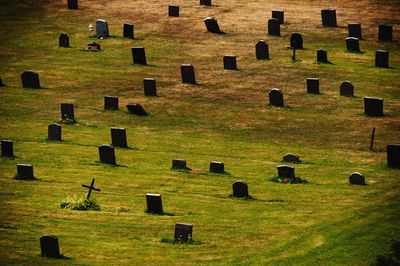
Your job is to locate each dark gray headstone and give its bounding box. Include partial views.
[378,24,392,42]
[181,64,196,84]
[168,5,179,17]
[16,164,34,179]
[317,49,328,63]
[59,34,69,48]
[290,33,303,49]
[172,159,187,169]
[272,9,284,24]
[256,40,269,60]
[111,127,127,148]
[131,47,147,65]
[349,172,365,185]
[321,9,337,27]
[232,181,248,198]
[277,165,295,179]
[98,144,116,165]
[340,81,354,97]
[67,0,78,9]
[48,124,61,141]
[268,18,280,36]
[210,161,224,173]
[96,19,109,38]
[364,97,383,117]
[204,17,222,34]
[269,88,284,107]
[375,50,389,68]
[126,103,147,116]
[40,235,60,258]
[174,223,193,242]
[104,96,119,110]
[21,70,40,89]
[283,153,300,163]
[143,78,157,96]
[348,23,362,39]
[146,193,163,214]
[223,55,237,70]
[0,77,4,87]
[306,78,320,94]
[1,140,13,157]
[200,0,211,6]
[387,144,400,169]
[346,37,360,52]
[60,103,75,120]
[123,23,134,39]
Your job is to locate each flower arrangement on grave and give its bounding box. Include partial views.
[271,176,308,184]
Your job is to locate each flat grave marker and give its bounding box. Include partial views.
[126,103,147,116]
[200,0,211,6]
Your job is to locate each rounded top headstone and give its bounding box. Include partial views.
[349,172,366,185]
[283,153,301,163]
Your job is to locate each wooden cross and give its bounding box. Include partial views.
[82,178,101,199]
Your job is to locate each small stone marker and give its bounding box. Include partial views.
[86,42,100,51]
[348,23,362,39]
[96,19,109,38]
[59,33,69,48]
[143,78,157,96]
[346,37,360,52]
[168,5,179,17]
[268,18,280,36]
[146,193,163,214]
[272,9,284,24]
[131,47,147,65]
[378,24,392,42]
[21,70,40,89]
[172,159,187,169]
[375,50,389,68]
[98,144,116,165]
[204,17,222,34]
[340,81,354,97]
[174,223,193,242]
[210,161,224,173]
[82,178,101,199]
[387,144,400,169]
[223,55,237,70]
[111,127,128,148]
[16,164,34,179]
[364,97,383,117]
[200,0,211,6]
[48,124,61,141]
[126,103,147,116]
[104,96,119,110]
[67,0,78,9]
[349,172,366,185]
[277,165,295,179]
[60,103,75,121]
[306,78,320,94]
[40,235,60,258]
[123,23,134,39]
[181,64,196,84]
[290,33,303,49]
[317,49,328,63]
[1,140,13,157]
[321,9,337,27]
[269,88,284,107]
[283,153,300,163]
[255,40,269,60]
[232,181,248,198]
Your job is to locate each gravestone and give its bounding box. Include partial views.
[223,55,237,70]
[348,23,362,39]
[268,18,280,36]
[339,81,354,97]
[232,181,248,198]
[378,24,392,42]
[143,78,157,96]
[16,164,34,179]
[168,5,179,17]
[272,9,284,24]
[0,77,4,87]
[317,49,328,63]
[269,88,284,107]
[277,165,295,179]
[131,47,147,65]
[123,23,134,39]
[172,159,187,169]
[59,34,69,48]
[200,0,211,6]
[321,9,337,27]
[104,96,119,110]
[48,124,61,141]
[1,140,13,157]
[306,78,320,94]
[375,50,389,68]
[40,235,60,258]
[126,103,147,116]
[181,64,196,84]
[349,172,365,185]
[204,17,222,34]
[111,127,127,148]
[364,97,383,117]
[346,37,360,52]
[290,33,303,49]
[146,193,163,214]
[210,161,224,173]
[60,103,75,120]
[96,19,109,38]
[283,153,300,163]
[67,0,78,9]
[387,144,400,169]
[174,223,193,242]
[255,40,269,60]
[21,70,40,89]
[98,144,116,165]
[81,178,100,199]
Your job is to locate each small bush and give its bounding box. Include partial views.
[270,176,308,184]
[59,195,100,211]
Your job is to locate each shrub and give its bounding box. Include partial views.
[59,195,100,211]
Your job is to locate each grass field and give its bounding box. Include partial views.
[0,0,399,265]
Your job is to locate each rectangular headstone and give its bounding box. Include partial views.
[111,127,127,148]
[131,47,147,65]
[48,124,61,141]
[98,144,116,164]
[146,193,163,214]
[1,140,13,157]
[272,9,284,24]
[67,0,78,9]
[340,81,354,97]
[123,23,134,39]
[364,97,383,117]
[346,37,360,52]
[348,23,362,39]
[269,88,284,107]
[143,78,157,96]
[172,159,187,169]
[375,50,389,68]
[277,165,295,178]
[210,161,224,173]
[96,19,109,38]
[306,78,320,94]
[317,49,328,63]
[16,164,34,179]
[181,64,196,84]
[321,9,337,27]
[40,235,60,258]
[168,5,179,17]
[60,103,75,120]
[223,55,237,70]
[104,96,119,110]
[378,24,392,42]
[204,17,222,34]
[232,180,248,198]
[387,144,400,169]
[200,0,211,6]
[290,33,303,49]
[59,34,69,47]
[21,70,40,89]
[256,40,269,60]
[268,18,280,36]
[174,223,193,242]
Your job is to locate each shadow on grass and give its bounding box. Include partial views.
[38,254,72,260]
[160,237,202,245]
[145,211,175,216]
[13,176,38,181]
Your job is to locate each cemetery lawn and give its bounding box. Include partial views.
[0,0,399,265]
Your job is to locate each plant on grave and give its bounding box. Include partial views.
[58,118,76,125]
[59,195,100,211]
[270,176,308,184]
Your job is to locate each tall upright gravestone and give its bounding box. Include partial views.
[223,55,237,70]
[21,70,40,89]
[378,24,392,42]
[181,64,196,84]
[131,47,147,65]
[346,37,360,52]
[317,49,328,63]
[269,88,284,107]
[204,17,222,34]
[364,97,383,117]
[104,96,119,110]
[48,124,62,141]
[168,5,179,17]
[146,193,163,214]
[16,164,34,180]
[174,223,193,242]
[321,9,337,27]
[67,0,78,9]
[98,144,116,165]
[272,9,284,24]
[60,103,75,121]
[268,18,280,36]
[375,50,389,68]
[348,23,362,39]
[340,81,354,97]
[277,165,295,178]
[290,33,303,49]
[96,19,109,38]
[232,181,249,198]
[111,127,128,148]
[255,40,269,60]
[143,78,157,96]
[59,34,69,48]
[306,78,320,94]
[387,144,400,169]
[1,140,13,157]
[123,23,134,39]
[40,235,61,258]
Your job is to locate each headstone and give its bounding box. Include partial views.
[290,33,303,49]
[378,24,392,42]
[348,23,362,39]
[364,97,383,117]
[321,9,337,27]
[146,193,163,214]
[349,172,366,185]
[104,96,119,110]
[174,223,193,242]
[48,124,61,141]
[1,140,13,157]
[210,161,224,173]
[255,40,269,60]
[346,37,360,52]
[16,164,34,179]
[98,144,116,165]
[223,55,237,70]
[96,19,109,38]
[40,235,60,258]
[387,144,400,169]
[277,165,295,179]
[21,70,40,89]
[232,181,249,198]
[306,78,320,94]
[283,153,300,163]
[272,9,284,24]
[59,34,69,48]
[126,103,147,116]
[268,88,284,107]
[0,77,4,87]
[60,103,75,120]
[168,5,179,17]
[143,78,157,96]
[123,23,134,39]
[375,50,389,68]
[111,127,128,148]
[317,49,328,63]
[131,47,147,65]
[268,18,280,36]
[67,0,78,9]
[339,81,354,97]
[200,0,211,6]
[181,64,196,84]
[204,17,222,34]
[172,159,187,169]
